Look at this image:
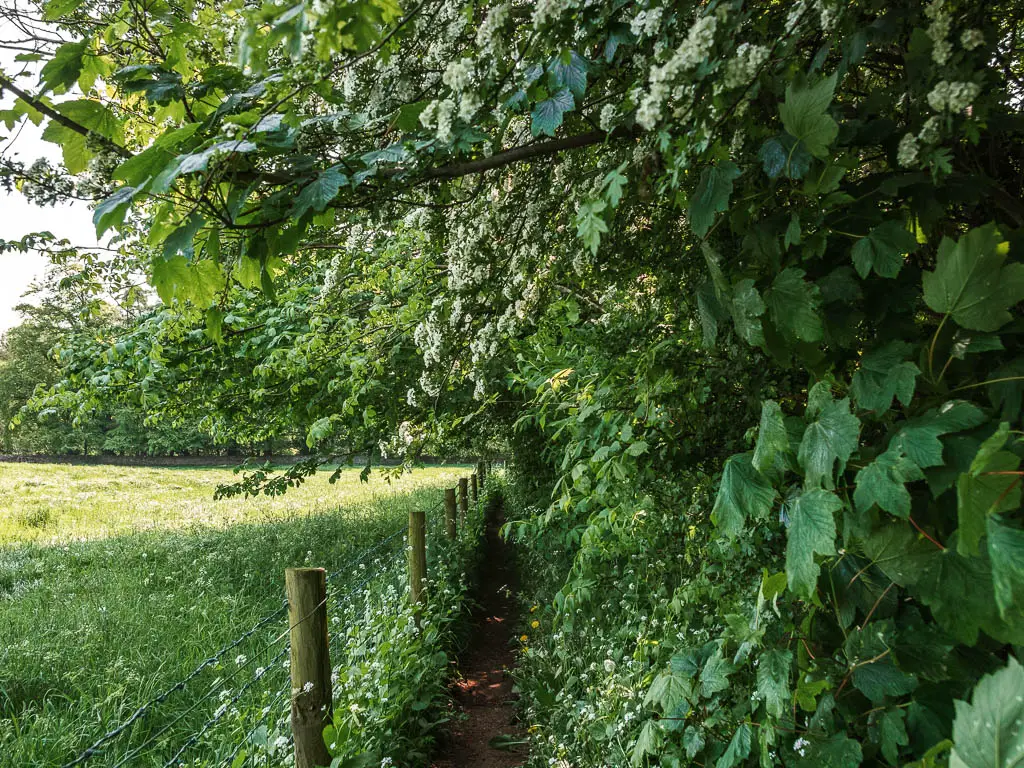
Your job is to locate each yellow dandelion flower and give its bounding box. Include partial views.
[531,620,540,629]
[520,634,529,643]
[530,605,538,612]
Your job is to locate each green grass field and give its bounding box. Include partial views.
[0,462,468,767]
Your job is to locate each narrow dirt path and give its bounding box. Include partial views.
[432,498,524,768]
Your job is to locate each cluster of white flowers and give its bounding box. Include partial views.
[897,132,920,167]
[925,0,952,65]
[919,115,942,144]
[722,43,769,89]
[475,4,509,52]
[419,99,456,142]
[532,0,569,28]
[961,28,984,50]
[630,7,663,38]
[599,103,617,132]
[442,57,474,91]
[636,14,717,129]
[927,80,981,113]
[815,0,841,32]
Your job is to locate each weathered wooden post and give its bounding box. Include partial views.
[458,477,469,521]
[478,460,487,488]
[285,568,333,768]
[408,508,427,608]
[471,472,478,502]
[444,487,457,541]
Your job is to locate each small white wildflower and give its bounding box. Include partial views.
[235,654,247,666]
[603,659,616,674]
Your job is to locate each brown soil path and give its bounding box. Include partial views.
[432,499,524,768]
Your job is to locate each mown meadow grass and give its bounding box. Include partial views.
[0,462,469,767]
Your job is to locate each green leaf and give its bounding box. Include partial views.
[988,517,1024,619]
[711,453,775,538]
[970,421,1011,475]
[39,40,87,92]
[39,123,91,174]
[55,99,123,141]
[892,401,987,469]
[548,51,588,100]
[923,222,1024,331]
[531,88,574,137]
[163,213,207,259]
[794,733,863,768]
[93,186,137,236]
[631,720,661,765]
[854,447,924,518]
[779,73,839,159]
[764,268,823,343]
[730,279,766,347]
[798,395,859,489]
[957,451,1021,555]
[850,341,920,414]
[644,670,691,713]
[291,168,345,217]
[151,256,225,307]
[715,723,752,768]
[786,488,841,598]
[689,161,740,238]
[699,647,733,698]
[683,726,705,759]
[877,708,909,765]
[949,656,1024,768]
[753,400,788,473]
[756,649,792,717]
[851,221,918,278]
[42,0,87,19]
[575,199,608,256]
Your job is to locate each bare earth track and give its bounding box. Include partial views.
[432,497,524,768]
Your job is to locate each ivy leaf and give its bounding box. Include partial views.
[711,453,775,538]
[949,656,1024,768]
[291,167,345,217]
[756,649,792,717]
[753,400,788,473]
[548,50,588,100]
[988,517,1024,621]
[798,395,859,489]
[786,488,841,598]
[764,268,823,343]
[715,723,752,768]
[854,447,925,518]
[93,186,137,237]
[923,223,1024,332]
[39,40,87,92]
[891,401,986,469]
[779,73,839,159]
[531,88,575,137]
[850,341,920,414]
[851,221,918,278]
[689,161,740,238]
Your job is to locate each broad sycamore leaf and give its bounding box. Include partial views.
[711,453,774,538]
[798,395,859,489]
[765,268,823,343]
[950,656,1024,768]
[779,73,839,159]
[689,161,740,237]
[753,400,788,473]
[850,341,920,413]
[531,88,574,137]
[715,724,752,768]
[93,186,136,237]
[851,220,917,278]
[786,488,841,597]
[291,167,345,217]
[987,517,1024,619]
[854,447,924,518]
[892,401,986,469]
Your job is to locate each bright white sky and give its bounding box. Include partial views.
[1,27,102,333]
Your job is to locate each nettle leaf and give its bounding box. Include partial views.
[531,88,574,137]
[950,656,1024,768]
[786,488,841,597]
[851,220,918,278]
[689,161,740,238]
[988,517,1024,620]
[715,723,752,768]
[779,73,839,159]
[291,167,345,217]
[892,401,986,469]
[923,222,1024,331]
[548,50,588,99]
[765,268,823,343]
[711,453,775,538]
[798,394,859,489]
[850,341,920,414]
[753,400,788,473]
[756,649,792,717]
[854,447,925,518]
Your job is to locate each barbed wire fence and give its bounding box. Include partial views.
[56,466,491,768]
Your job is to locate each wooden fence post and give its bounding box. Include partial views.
[458,477,468,521]
[408,508,427,607]
[444,487,457,541]
[478,460,486,488]
[471,472,478,502]
[285,568,333,768]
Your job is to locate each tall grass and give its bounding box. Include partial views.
[0,463,466,767]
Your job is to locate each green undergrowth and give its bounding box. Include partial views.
[0,467,475,767]
[504,470,1022,768]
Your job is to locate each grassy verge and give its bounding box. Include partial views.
[0,465,472,767]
